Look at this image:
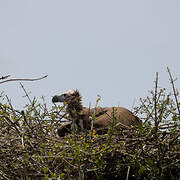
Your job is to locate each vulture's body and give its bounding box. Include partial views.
[81,107,139,128]
[52,90,140,137]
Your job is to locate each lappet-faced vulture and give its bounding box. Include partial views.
[52,90,140,137]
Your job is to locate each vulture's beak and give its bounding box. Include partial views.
[52,95,65,103]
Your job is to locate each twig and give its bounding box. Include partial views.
[167,67,180,119]
[169,133,180,146]
[140,98,155,123]
[79,165,84,180]
[126,166,130,180]
[0,75,10,80]
[21,110,33,131]
[0,75,48,84]
[1,115,21,134]
[20,83,32,104]
[5,95,16,116]
[91,95,101,131]
[0,170,10,180]
[163,159,180,169]
[154,72,158,127]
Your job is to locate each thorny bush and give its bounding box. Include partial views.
[0,70,180,180]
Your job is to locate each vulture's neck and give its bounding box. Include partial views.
[66,90,83,119]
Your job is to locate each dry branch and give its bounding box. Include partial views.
[0,75,48,84]
[0,75,10,80]
[167,67,180,120]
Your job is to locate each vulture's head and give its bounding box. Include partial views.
[52,89,83,113]
[52,90,75,103]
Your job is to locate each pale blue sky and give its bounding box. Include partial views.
[0,0,180,110]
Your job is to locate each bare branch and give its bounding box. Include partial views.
[20,82,33,104]
[167,67,180,119]
[154,72,158,120]
[0,75,10,80]
[0,75,48,84]
[126,166,130,180]
[154,72,159,133]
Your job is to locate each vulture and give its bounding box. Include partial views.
[52,90,140,137]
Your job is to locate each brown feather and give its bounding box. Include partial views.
[80,107,140,128]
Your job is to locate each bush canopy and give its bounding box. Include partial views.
[0,70,179,180]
